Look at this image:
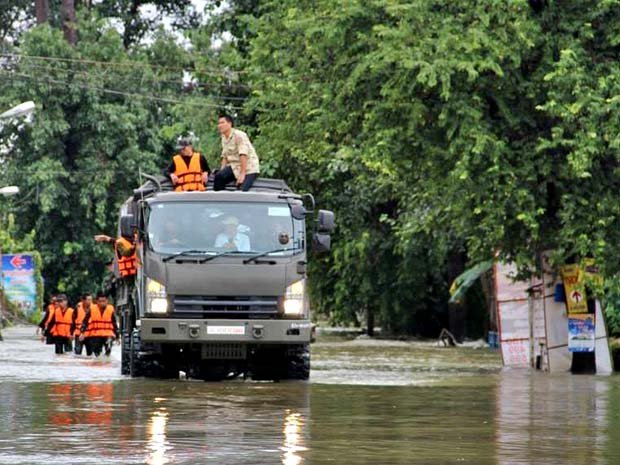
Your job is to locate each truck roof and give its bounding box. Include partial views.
[145,191,297,204]
[129,176,307,207]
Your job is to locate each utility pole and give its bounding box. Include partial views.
[61,0,77,45]
[35,0,50,24]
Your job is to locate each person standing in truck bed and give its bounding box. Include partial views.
[214,114,260,192]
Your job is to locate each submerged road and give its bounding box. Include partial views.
[1,326,619,464]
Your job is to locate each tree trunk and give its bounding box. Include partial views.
[123,0,142,49]
[479,269,496,332]
[61,0,77,45]
[447,250,467,343]
[366,307,375,337]
[35,0,50,24]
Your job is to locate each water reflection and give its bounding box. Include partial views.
[5,325,620,464]
[496,370,611,465]
[281,410,307,465]
[146,409,170,465]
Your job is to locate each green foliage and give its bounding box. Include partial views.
[0,19,212,302]
[231,0,620,334]
[5,1,620,335]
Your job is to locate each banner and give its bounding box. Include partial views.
[2,254,37,317]
[561,264,588,314]
[568,314,595,353]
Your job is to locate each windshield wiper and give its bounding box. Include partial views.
[162,249,211,263]
[199,250,252,263]
[243,247,301,264]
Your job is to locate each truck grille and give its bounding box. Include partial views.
[172,295,280,319]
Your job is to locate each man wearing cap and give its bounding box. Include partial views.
[164,137,211,192]
[214,114,260,191]
[214,216,251,252]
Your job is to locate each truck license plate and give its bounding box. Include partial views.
[206,326,245,335]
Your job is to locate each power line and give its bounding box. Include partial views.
[0,69,248,110]
[0,52,253,78]
[9,62,251,100]
[6,60,253,92]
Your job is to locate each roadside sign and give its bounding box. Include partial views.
[2,254,37,317]
[568,314,595,352]
[561,265,588,314]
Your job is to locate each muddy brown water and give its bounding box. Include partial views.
[1,326,618,464]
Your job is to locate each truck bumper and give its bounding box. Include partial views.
[140,318,312,344]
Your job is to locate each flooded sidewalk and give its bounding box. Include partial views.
[1,325,619,464]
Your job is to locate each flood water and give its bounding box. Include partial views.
[1,325,619,464]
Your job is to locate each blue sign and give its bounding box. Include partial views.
[2,254,37,317]
[568,314,595,353]
[2,254,34,272]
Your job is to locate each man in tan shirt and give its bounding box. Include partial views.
[215,114,260,191]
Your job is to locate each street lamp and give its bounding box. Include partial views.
[0,101,35,120]
[0,186,19,196]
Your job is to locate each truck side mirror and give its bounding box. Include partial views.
[120,214,136,239]
[313,233,331,253]
[291,204,306,220]
[318,210,335,232]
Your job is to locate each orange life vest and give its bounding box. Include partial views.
[51,307,74,338]
[173,153,205,192]
[84,305,116,338]
[45,303,57,326]
[115,238,137,277]
[74,303,88,336]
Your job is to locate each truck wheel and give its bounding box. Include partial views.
[129,329,145,377]
[121,332,131,375]
[283,344,310,380]
[249,345,310,381]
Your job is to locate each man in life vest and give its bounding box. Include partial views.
[80,293,118,357]
[45,294,74,355]
[163,136,210,191]
[94,234,137,280]
[37,294,58,345]
[73,293,94,355]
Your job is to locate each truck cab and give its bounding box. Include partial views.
[116,177,333,380]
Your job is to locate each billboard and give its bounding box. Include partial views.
[2,254,37,317]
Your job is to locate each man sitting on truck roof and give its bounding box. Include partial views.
[164,136,210,192]
[214,114,260,192]
[214,216,251,252]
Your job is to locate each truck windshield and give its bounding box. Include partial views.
[147,201,304,256]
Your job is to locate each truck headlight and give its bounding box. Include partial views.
[284,279,305,315]
[147,278,168,314]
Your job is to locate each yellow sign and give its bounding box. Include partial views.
[561,264,588,314]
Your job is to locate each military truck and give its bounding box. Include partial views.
[114,176,334,380]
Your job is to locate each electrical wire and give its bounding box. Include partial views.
[0,69,248,110]
[0,52,256,78]
[3,59,253,92]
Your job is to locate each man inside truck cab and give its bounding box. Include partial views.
[164,137,211,192]
[214,216,251,251]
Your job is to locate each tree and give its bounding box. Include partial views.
[93,0,201,48]
[61,0,76,45]
[35,0,50,24]
[0,21,194,299]
[230,0,620,335]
